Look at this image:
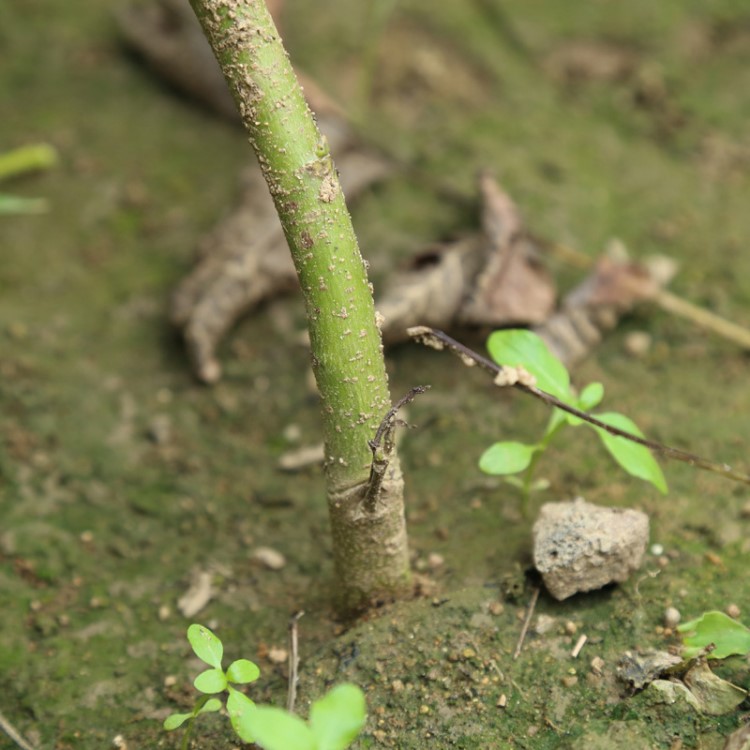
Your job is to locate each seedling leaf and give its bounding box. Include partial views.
[247,705,316,750]
[227,658,260,684]
[163,712,193,730]
[194,667,228,694]
[227,686,257,742]
[578,382,604,411]
[487,329,570,401]
[678,611,750,660]
[187,624,223,669]
[309,683,367,750]
[198,698,223,714]
[592,412,668,493]
[479,442,537,475]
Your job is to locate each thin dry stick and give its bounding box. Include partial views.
[513,585,540,660]
[408,326,750,486]
[364,386,430,511]
[286,610,304,713]
[0,710,36,750]
[546,240,750,351]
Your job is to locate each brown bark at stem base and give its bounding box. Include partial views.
[328,456,411,614]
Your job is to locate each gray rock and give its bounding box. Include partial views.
[533,497,649,600]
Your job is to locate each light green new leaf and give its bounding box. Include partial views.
[187,624,223,669]
[479,441,538,475]
[248,706,316,750]
[227,686,257,743]
[309,684,367,750]
[678,611,750,660]
[198,697,223,714]
[227,658,260,684]
[578,382,604,411]
[592,412,668,493]
[163,712,193,730]
[194,667,228,694]
[487,329,570,402]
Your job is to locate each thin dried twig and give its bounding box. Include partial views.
[546,240,750,351]
[0,710,36,750]
[408,326,750,486]
[364,386,430,511]
[513,586,540,660]
[286,610,304,713]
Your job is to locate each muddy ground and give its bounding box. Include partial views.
[2,0,750,747]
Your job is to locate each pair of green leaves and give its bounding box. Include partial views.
[164,624,366,750]
[163,624,259,741]
[479,330,667,494]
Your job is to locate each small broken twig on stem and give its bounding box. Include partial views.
[513,585,540,660]
[286,610,304,713]
[364,386,430,511]
[408,326,750,487]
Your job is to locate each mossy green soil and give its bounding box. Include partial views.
[2,0,750,747]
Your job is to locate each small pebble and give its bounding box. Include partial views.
[251,547,286,570]
[496,694,508,708]
[164,675,177,687]
[590,656,605,675]
[158,604,171,621]
[726,603,741,619]
[564,620,578,635]
[267,646,288,664]
[561,675,578,688]
[419,705,431,714]
[534,614,557,635]
[80,530,94,544]
[624,331,652,358]
[488,601,504,616]
[664,606,681,628]
[391,679,404,693]
[427,552,444,570]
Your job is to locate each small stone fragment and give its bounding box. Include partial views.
[267,646,288,664]
[533,497,649,600]
[497,694,508,708]
[664,606,681,628]
[624,330,652,357]
[251,547,286,570]
[427,552,445,570]
[726,603,741,619]
[177,570,213,618]
[488,601,504,616]
[590,656,605,675]
[534,614,557,635]
[723,723,750,750]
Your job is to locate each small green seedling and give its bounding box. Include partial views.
[164,623,260,748]
[0,143,58,215]
[164,624,366,750]
[237,683,367,750]
[479,330,667,508]
[678,611,750,660]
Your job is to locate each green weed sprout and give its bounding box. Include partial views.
[238,683,367,750]
[0,143,58,215]
[164,623,260,747]
[164,624,366,750]
[678,611,750,660]
[479,330,667,508]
